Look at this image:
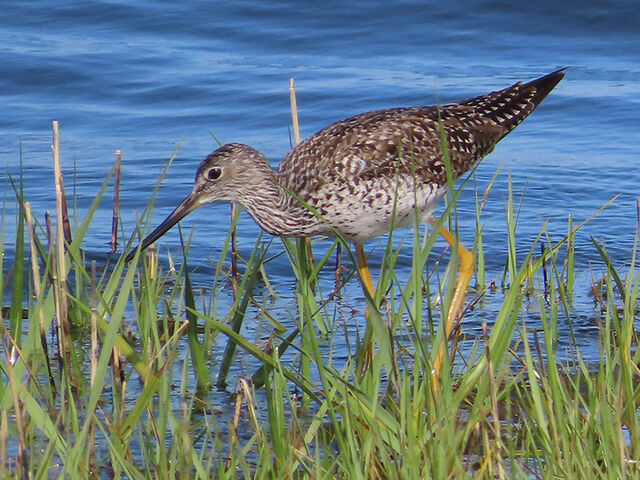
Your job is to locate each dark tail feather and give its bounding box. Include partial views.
[524,68,567,108]
[463,68,566,135]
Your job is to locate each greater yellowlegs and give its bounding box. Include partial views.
[127,69,565,375]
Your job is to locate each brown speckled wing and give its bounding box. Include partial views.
[278,69,564,201]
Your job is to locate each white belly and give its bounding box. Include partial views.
[313,177,446,243]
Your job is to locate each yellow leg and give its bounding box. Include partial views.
[355,243,375,373]
[428,219,475,386]
[356,244,375,300]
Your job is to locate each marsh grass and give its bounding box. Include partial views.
[1,120,639,479]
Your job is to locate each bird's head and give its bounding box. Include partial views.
[126,143,269,262]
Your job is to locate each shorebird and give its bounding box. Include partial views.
[127,69,565,377]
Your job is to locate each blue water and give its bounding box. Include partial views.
[2,1,639,395]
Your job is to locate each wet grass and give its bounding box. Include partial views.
[2,126,640,479]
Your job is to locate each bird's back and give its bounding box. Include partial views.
[275,69,564,240]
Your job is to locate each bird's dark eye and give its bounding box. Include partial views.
[207,167,222,180]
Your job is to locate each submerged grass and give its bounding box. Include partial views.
[1,122,640,479]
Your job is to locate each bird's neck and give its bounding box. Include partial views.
[236,159,322,238]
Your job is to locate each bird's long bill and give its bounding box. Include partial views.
[125,192,202,263]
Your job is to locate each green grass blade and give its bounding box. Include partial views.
[216,236,267,388]
[180,225,210,392]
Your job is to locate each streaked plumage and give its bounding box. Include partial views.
[127,69,564,260]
